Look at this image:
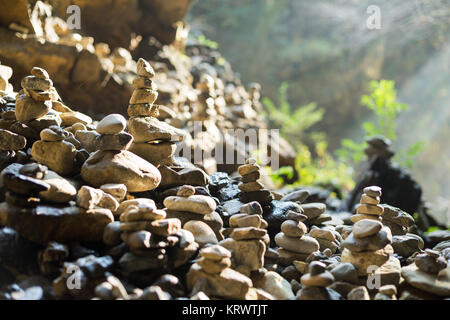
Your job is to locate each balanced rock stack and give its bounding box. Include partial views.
[128,58,184,167]
[309,226,342,254]
[0,62,14,95]
[220,202,268,276]
[118,202,182,272]
[238,158,273,207]
[192,74,217,121]
[302,202,331,226]
[275,210,320,265]
[341,218,394,276]
[15,67,61,128]
[401,249,450,297]
[187,244,255,299]
[350,186,384,223]
[81,113,161,192]
[31,125,78,175]
[297,261,338,300]
[164,185,222,243]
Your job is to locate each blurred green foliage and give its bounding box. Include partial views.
[336,80,425,169]
[263,83,355,193]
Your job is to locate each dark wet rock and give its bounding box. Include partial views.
[264,200,303,241]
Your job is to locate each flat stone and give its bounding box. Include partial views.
[350,213,381,223]
[81,150,161,192]
[60,111,92,126]
[229,214,261,228]
[363,186,382,197]
[128,116,185,143]
[116,198,156,216]
[415,253,447,274]
[0,129,26,150]
[238,181,264,192]
[238,163,259,176]
[127,103,159,117]
[331,263,359,284]
[360,194,380,205]
[130,87,158,105]
[76,185,104,209]
[342,226,392,252]
[200,245,231,261]
[301,271,334,287]
[163,194,216,215]
[302,203,326,219]
[31,67,49,79]
[275,233,320,254]
[392,234,424,257]
[21,76,52,91]
[132,76,156,90]
[280,190,310,203]
[0,202,113,244]
[240,201,263,215]
[285,210,307,222]
[240,170,260,183]
[230,227,267,240]
[121,230,151,249]
[120,206,166,222]
[353,219,383,238]
[356,204,384,216]
[281,219,307,237]
[96,114,126,134]
[402,263,450,296]
[309,228,336,242]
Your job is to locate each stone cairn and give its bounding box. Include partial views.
[237,158,273,207]
[309,226,341,254]
[341,217,393,276]
[350,186,384,223]
[275,210,320,265]
[187,244,255,300]
[220,201,268,276]
[118,201,183,273]
[192,74,217,121]
[302,202,331,226]
[15,67,60,128]
[297,261,336,300]
[128,58,183,167]
[163,185,222,244]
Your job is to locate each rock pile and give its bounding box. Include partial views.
[81,112,161,192]
[309,226,341,254]
[128,58,182,167]
[297,261,339,300]
[237,158,273,207]
[220,201,268,275]
[0,62,13,95]
[341,218,395,278]
[302,202,331,226]
[187,244,256,299]
[275,209,320,265]
[164,185,222,244]
[350,186,384,223]
[401,249,450,297]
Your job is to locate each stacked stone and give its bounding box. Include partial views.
[192,74,217,121]
[401,249,450,297]
[302,202,332,226]
[309,226,342,254]
[95,114,133,152]
[0,62,14,96]
[220,202,268,276]
[164,185,222,243]
[196,244,232,275]
[1,162,50,208]
[237,158,273,207]
[297,261,336,300]
[187,244,255,300]
[31,125,78,176]
[118,201,182,272]
[275,210,320,265]
[128,58,184,167]
[15,67,60,126]
[350,186,384,223]
[341,218,394,276]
